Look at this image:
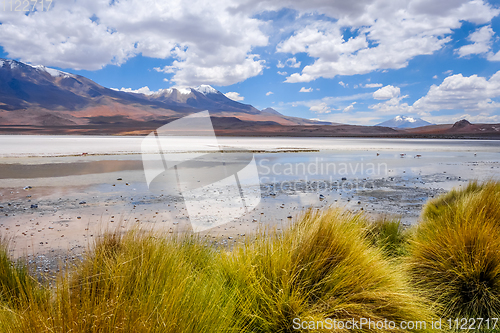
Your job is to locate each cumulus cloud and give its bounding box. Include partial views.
[457,25,494,57]
[412,71,500,113]
[276,0,499,82]
[369,71,500,118]
[370,96,411,115]
[299,87,313,92]
[373,85,401,100]
[338,81,347,87]
[0,0,268,86]
[309,102,332,114]
[266,91,274,96]
[224,91,245,101]
[277,71,288,75]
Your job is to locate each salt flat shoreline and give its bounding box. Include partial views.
[0,136,499,158]
[0,136,499,274]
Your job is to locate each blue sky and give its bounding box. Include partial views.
[1,0,500,125]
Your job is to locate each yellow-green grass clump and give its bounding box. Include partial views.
[2,231,247,333]
[365,218,409,258]
[228,209,433,332]
[0,208,434,332]
[409,181,500,319]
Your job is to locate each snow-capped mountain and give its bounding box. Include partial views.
[376,115,433,129]
[0,58,330,129]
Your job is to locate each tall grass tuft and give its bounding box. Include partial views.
[7,231,248,332]
[365,218,409,258]
[228,209,433,332]
[0,209,434,332]
[409,180,500,319]
[0,238,47,307]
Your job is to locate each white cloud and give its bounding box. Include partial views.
[412,71,500,113]
[443,69,454,75]
[277,71,288,75]
[115,86,155,95]
[370,95,411,115]
[339,81,347,87]
[224,91,245,101]
[266,91,274,96]
[373,85,401,100]
[368,71,500,119]
[457,25,494,57]
[277,57,301,68]
[488,51,500,61]
[343,102,356,112]
[290,92,372,114]
[276,1,499,82]
[323,112,384,126]
[364,83,383,88]
[433,75,438,79]
[0,0,268,86]
[309,102,332,114]
[424,112,500,124]
[299,87,313,92]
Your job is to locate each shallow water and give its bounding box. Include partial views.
[0,136,499,259]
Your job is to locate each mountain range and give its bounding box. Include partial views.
[0,58,499,138]
[0,58,331,131]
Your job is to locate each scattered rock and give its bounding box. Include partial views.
[30,204,38,209]
[79,201,86,205]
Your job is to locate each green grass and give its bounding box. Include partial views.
[365,217,410,258]
[408,181,500,320]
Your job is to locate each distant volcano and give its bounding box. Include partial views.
[376,115,433,128]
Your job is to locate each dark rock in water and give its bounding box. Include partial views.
[30,204,38,209]
[341,177,347,181]
[79,201,86,205]
[319,194,325,200]
[287,215,292,219]
[117,178,123,181]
